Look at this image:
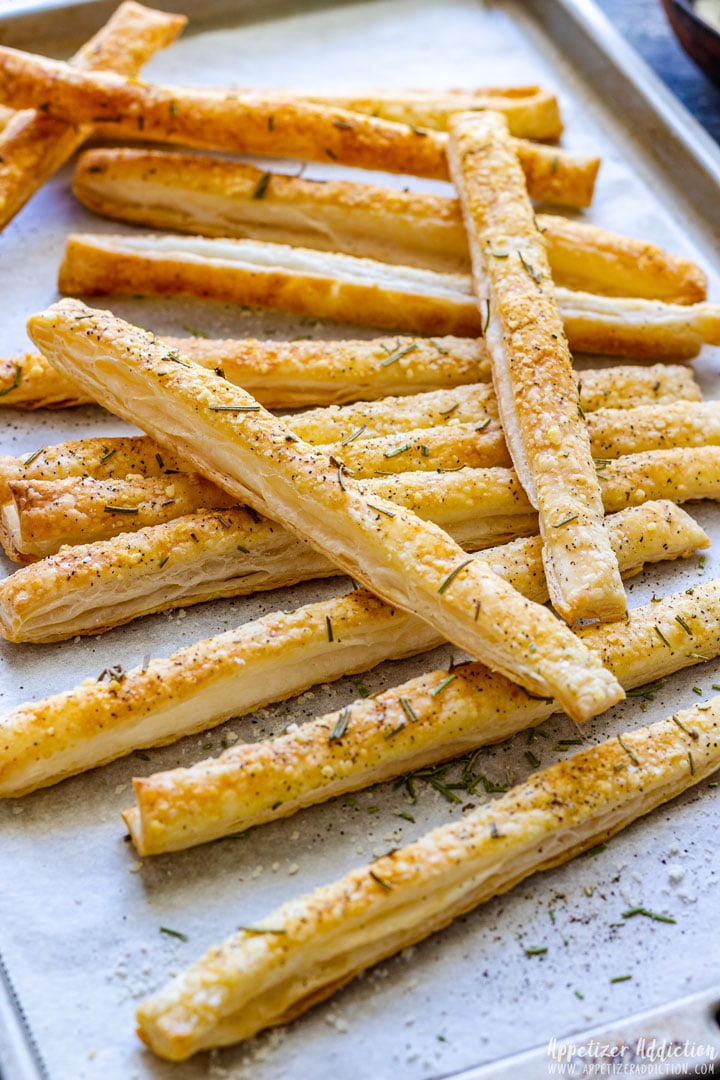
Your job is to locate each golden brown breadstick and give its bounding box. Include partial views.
[57,233,720,357]
[135,701,720,1059]
[4,443,720,642]
[28,300,622,720]
[448,110,624,622]
[0,474,232,562]
[0,47,598,206]
[0,331,700,412]
[125,543,716,855]
[0,3,186,230]
[280,86,563,139]
[0,501,699,798]
[72,149,706,302]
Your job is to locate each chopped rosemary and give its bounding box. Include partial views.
[525,750,541,769]
[654,625,672,648]
[583,842,607,858]
[671,715,699,740]
[617,734,640,766]
[550,155,559,174]
[326,615,334,642]
[553,514,579,528]
[430,674,457,697]
[104,504,139,515]
[420,444,430,456]
[439,402,459,418]
[353,678,370,698]
[688,751,695,776]
[21,448,43,466]
[329,706,350,741]
[524,946,548,956]
[159,926,188,941]
[557,737,584,746]
[698,554,706,570]
[341,424,367,446]
[0,363,22,397]
[475,417,491,431]
[438,558,474,595]
[209,405,261,412]
[369,869,393,891]
[366,503,395,517]
[622,906,676,925]
[165,349,190,367]
[692,686,703,695]
[236,544,250,554]
[333,118,354,131]
[216,514,231,529]
[610,974,632,984]
[518,251,542,286]
[252,172,272,199]
[155,452,164,469]
[474,601,481,621]
[675,614,693,637]
[482,298,491,335]
[399,697,419,724]
[384,723,406,741]
[380,344,418,368]
[384,442,412,459]
[627,679,666,699]
[99,447,117,464]
[490,820,502,839]
[158,556,169,569]
[238,926,287,934]
[182,322,208,338]
[396,811,415,823]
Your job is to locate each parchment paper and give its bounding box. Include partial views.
[0,2,718,1078]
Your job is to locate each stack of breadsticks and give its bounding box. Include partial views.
[0,3,719,1064]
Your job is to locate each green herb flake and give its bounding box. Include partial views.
[384,723,406,741]
[622,906,676,925]
[399,697,419,724]
[583,842,607,858]
[329,706,350,742]
[524,946,548,957]
[688,751,695,776]
[617,734,640,766]
[99,447,117,464]
[438,557,474,595]
[158,556,169,569]
[159,926,188,942]
[252,172,272,199]
[369,869,393,891]
[654,625,672,649]
[340,424,367,446]
[518,251,542,286]
[675,615,693,637]
[430,674,457,697]
[325,615,334,643]
[482,298,491,335]
[182,322,208,338]
[525,750,541,769]
[671,714,699,740]
[209,404,261,412]
[0,364,22,397]
[384,442,412,459]
[396,811,415,823]
[104,504,139,515]
[367,502,396,518]
[21,448,43,466]
[553,514,579,528]
[380,343,418,369]
[610,974,632,984]
[238,925,287,935]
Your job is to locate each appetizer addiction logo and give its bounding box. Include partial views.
[545,1035,716,1075]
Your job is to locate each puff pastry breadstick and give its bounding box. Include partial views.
[72,149,707,302]
[0,501,699,797]
[277,86,563,139]
[5,390,718,559]
[448,111,624,623]
[126,544,717,855]
[28,300,621,719]
[0,474,232,562]
[0,47,597,206]
[136,701,720,1059]
[58,233,720,358]
[0,4,186,231]
[0,336,699,414]
[5,444,720,641]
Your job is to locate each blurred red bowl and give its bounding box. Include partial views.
[660,0,720,86]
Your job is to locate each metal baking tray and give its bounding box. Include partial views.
[0,1,719,1077]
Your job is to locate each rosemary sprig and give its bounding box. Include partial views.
[369,869,393,891]
[329,706,350,742]
[380,344,418,368]
[622,906,676,925]
[553,514,579,528]
[437,558,474,595]
[430,674,457,697]
[671,715,699,740]
[159,926,188,942]
[654,625,672,648]
[0,364,22,397]
[384,442,412,459]
[617,734,640,766]
[399,697,419,724]
[21,448,43,466]
[251,172,272,199]
[104,505,139,515]
[341,424,367,446]
[209,405,261,412]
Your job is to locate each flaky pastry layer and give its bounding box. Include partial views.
[28,300,622,720]
[72,149,706,301]
[57,233,720,357]
[448,110,624,623]
[0,501,702,797]
[0,3,186,230]
[135,702,720,1058]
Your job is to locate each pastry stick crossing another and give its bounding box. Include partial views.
[448,111,625,624]
[27,299,623,722]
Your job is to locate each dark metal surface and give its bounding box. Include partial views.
[596,0,720,141]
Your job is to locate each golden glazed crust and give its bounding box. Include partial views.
[135,702,720,1059]
[447,110,624,623]
[57,233,720,358]
[0,500,702,798]
[72,148,706,301]
[27,300,623,721]
[5,441,720,641]
[124,524,714,856]
[0,3,186,230]
[0,48,597,206]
